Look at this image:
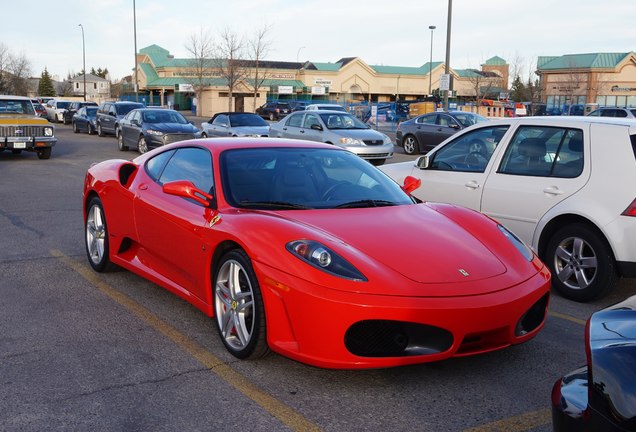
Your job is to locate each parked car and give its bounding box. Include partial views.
[30,99,47,118]
[63,101,98,125]
[381,116,636,301]
[95,101,144,137]
[255,101,291,121]
[72,106,98,134]
[44,99,72,123]
[289,101,309,112]
[201,112,269,137]
[587,107,636,118]
[117,108,200,153]
[269,110,394,165]
[305,103,347,112]
[83,138,550,368]
[0,95,56,159]
[552,295,636,431]
[396,111,488,155]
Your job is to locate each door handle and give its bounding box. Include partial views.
[139,184,148,191]
[300,130,305,133]
[465,180,480,190]
[543,186,565,196]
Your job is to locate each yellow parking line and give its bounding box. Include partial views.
[548,310,587,326]
[50,249,322,432]
[463,408,551,432]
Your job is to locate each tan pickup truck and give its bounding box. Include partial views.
[0,95,57,159]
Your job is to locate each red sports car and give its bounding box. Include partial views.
[83,138,551,369]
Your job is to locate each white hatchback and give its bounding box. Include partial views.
[381,116,636,301]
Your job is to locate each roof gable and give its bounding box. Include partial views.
[537,52,633,70]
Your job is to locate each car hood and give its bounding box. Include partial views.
[146,123,198,133]
[232,125,269,136]
[281,204,507,286]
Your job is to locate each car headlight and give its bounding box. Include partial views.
[383,135,392,145]
[498,225,533,261]
[44,127,53,136]
[286,240,367,281]
[146,129,164,136]
[339,137,365,146]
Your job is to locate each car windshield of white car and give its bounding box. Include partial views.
[220,147,412,210]
[320,113,368,130]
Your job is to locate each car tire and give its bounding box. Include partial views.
[85,197,116,272]
[137,136,148,154]
[403,135,420,155]
[88,125,95,135]
[544,223,619,302]
[117,133,129,151]
[36,148,51,160]
[72,122,79,133]
[370,159,386,166]
[213,249,269,360]
[97,123,104,137]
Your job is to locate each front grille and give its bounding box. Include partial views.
[0,125,47,137]
[163,133,195,144]
[363,139,384,146]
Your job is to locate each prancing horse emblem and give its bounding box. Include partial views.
[458,269,469,277]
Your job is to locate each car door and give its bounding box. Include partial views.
[133,147,216,301]
[299,112,323,142]
[121,111,140,147]
[480,124,589,245]
[274,112,304,139]
[412,114,439,149]
[410,124,511,211]
[433,113,462,145]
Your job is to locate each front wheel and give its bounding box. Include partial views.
[85,197,116,272]
[36,148,51,159]
[73,122,79,133]
[214,249,269,360]
[544,223,619,302]
[97,123,104,137]
[137,136,148,154]
[402,135,420,155]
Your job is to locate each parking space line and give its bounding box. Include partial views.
[548,310,587,326]
[50,249,322,432]
[462,408,551,432]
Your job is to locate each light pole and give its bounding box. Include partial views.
[428,25,436,96]
[79,24,86,101]
[443,0,453,111]
[133,0,139,102]
[296,46,305,64]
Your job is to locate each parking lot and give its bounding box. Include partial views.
[1,124,635,431]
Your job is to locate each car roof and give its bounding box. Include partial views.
[0,95,30,101]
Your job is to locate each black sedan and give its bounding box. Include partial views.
[63,101,98,125]
[552,296,636,431]
[396,111,488,155]
[72,106,98,134]
[117,108,201,154]
[200,112,269,137]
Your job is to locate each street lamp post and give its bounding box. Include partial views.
[428,25,436,96]
[443,0,453,111]
[296,46,305,64]
[79,24,86,101]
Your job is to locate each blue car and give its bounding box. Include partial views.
[72,106,98,135]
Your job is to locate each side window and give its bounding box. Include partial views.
[430,126,508,173]
[213,114,227,126]
[159,147,214,196]
[499,127,584,178]
[146,149,175,181]
[416,114,436,125]
[303,114,320,129]
[438,115,456,127]
[588,110,601,117]
[286,113,303,128]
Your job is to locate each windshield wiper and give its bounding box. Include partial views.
[239,201,313,210]
[335,200,398,209]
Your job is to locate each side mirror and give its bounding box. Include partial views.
[416,155,430,169]
[401,175,422,194]
[163,180,213,206]
[449,123,460,129]
[131,119,140,126]
[310,124,323,131]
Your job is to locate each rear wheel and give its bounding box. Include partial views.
[36,148,51,159]
[117,133,129,151]
[403,135,419,155]
[85,197,116,272]
[545,223,619,301]
[73,122,79,133]
[213,249,269,360]
[97,123,104,137]
[201,132,208,138]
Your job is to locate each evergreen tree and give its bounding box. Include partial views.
[38,68,55,96]
[509,75,526,101]
[90,67,97,76]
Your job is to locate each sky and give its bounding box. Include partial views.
[2,0,635,82]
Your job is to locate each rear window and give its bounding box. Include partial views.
[631,134,636,160]
[116,103,143,115]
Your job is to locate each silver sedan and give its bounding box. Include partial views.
[269,110,393,165]
[201,112,270,137]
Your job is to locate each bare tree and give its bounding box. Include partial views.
[465,70,500,106]
[246,24,272,112]
[185,28,215,116]
[0,45,32,95]
[214,27,248,112]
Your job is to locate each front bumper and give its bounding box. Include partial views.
[255,262,550,369]
[339,142,395,160]
[0,136,57,150]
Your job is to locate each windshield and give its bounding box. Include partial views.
[143,110,188,124]
[319,113,369,130]
[86,107,98,117]
[229,113,269,127]
[116,104,144,115]
[0,99,35,115]
[453,113,488,127]
[221,147,413,210]
[57,101,71,109]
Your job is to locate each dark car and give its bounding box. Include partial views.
[255,101,291,121]
[396,111,488,155]
[200,112,269,137]
[587,107,636,118]
[552,295,636,431]
[72,106,98,134]
[63,101,98,125]
[96,101,144,137]
[289,101,309,112]
[117,108,200,153]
